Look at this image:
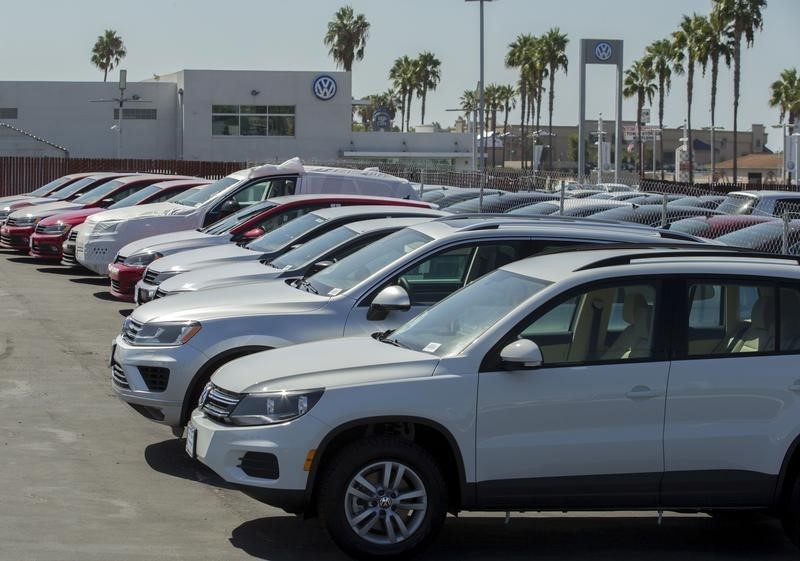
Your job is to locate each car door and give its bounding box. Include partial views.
[342,239,532,336]
[662,278,799,508]
[476,279,669,509]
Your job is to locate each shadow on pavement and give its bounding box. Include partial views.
[118,308,134,317]
[229,512,792,561]
[144,438,237,490]
[6,256,48,264]
[37,266,85,275]
[92,290,122,301]
[69,276,108,286]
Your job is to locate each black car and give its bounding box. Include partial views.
[590,204,723,227]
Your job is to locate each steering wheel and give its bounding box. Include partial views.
[396,277,411,295]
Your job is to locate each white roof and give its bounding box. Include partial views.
[243,157,411,185]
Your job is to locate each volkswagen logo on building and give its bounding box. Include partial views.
[594,42,613,62]
[312,75,337,101]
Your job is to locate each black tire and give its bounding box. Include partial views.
[318,436,448,560]
[782,476,800,547]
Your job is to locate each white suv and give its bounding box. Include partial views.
[111,216,700,431]
[189,246,800,559]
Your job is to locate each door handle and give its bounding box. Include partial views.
[626,385,662,399]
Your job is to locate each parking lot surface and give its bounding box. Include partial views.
[0,249,795,560]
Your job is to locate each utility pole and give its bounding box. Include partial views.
[89,69,149,159]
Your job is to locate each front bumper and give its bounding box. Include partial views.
[0,225,35,250]
[77,237,123,275]
[111,335,210,428]
[190,408,328,512]
[108,263,145,302]
[134,279,160,304]
[29,232,67,260]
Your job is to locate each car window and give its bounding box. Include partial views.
[515,283,659,364]
[251,205,321,235]
[781,285,800,351]
[684,282,776,357]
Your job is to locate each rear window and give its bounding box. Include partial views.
[717,194,756,215]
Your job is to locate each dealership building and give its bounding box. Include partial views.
[0,69,475,168]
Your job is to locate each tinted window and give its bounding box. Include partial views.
[28,176,73,197]
[202,201,278,235]
[246,212,327,253]
[109,184,161,209]
[47,177,99,199]
[270,225,358,270]
[172,177,239,207]
[781,286,800,351]
[73,180,126,204]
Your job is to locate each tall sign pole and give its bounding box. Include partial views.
[578,39,623,183]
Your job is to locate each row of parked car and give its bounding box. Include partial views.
[3,159,800,559]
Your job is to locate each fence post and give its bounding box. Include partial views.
[419,168,425,199]
[783,212,791,254]
[661,193,668,229]
[559,182,566,215]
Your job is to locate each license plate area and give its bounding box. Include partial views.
[185,422,197,458]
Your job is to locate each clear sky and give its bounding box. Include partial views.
[1,0,798,150]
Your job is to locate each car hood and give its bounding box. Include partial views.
[37,207,103,226]
[4,197,60,213]
[10,201,82,219]
[159,261,283,293]
[0,194,39,206]
[85,202,193,226]
[212,337,440,394]
[148,244,259,274]
[119,230,222,259]
[131,278,329,323]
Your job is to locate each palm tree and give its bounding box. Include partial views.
[540,28,569,170]
[714,0,767,182]
[389,56,418,132]
[623,59,658,178]
[356,89,400,129]
[415,52,442,125]
[769,68,800,125]
[672,14,705,183]
[484,84,504,167]
[696,12,734,182]
[497,84,517,136]
[323,5,370,72]
[645,38,684,180]
[90,30,127,82]
[505,34,537,168]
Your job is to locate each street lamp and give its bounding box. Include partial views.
[465,0,496,176]
[89,69,149,159]
[703,125,725,182]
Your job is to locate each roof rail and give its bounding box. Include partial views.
[436,212,671,231]
[575,246,800,271]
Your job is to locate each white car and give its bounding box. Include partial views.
[153,217,437,298]
[111,216,703,431]
[76,158,420,275]
[190,246,800,558]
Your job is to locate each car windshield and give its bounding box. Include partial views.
[202,201,278,235]
[47,177,99,199]
[669,218,714,237]
[388,269,551,357]
[716,220,786,249]
[246,212,328,253]
[171,176,239,207]
[72,179,126,204]
[28,176,73,197]
[305,228,433,295]
[717,194,756,215]
[270,225,358,270]
[108,184,162,209]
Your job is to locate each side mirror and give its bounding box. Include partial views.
[100,197,116,207]
[219,198,239,216]
[499,339,543,370]
[367,285,411,321]
[306,260,333,277]
[241,227,265,240]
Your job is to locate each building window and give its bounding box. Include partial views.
[0,108,18,119]
[212,105,295,137]
[113,108,157,120]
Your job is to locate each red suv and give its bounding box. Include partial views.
[31,178,208,260]
[108,194,438,301]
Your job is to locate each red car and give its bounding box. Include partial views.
[0,172,97,210]
[108,194,439,301]
[31,178,208,261]
[0,173,137,250]
[668,214,777,239]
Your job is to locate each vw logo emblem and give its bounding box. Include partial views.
[595,42,613,62]
[789,161,796,171]
[313,75,337,101]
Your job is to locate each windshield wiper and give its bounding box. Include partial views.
[295,278,318,294]
[381,337,410,349]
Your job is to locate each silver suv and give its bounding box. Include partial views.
[111,216,704,431]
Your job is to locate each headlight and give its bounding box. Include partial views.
[39,222,72,235]
[92,220,122,235]
[126,320,201,346]
[228,389,324,426]
[13,216,37,226]
[123,252,162,267]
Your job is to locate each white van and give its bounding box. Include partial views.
[75,158,419,275]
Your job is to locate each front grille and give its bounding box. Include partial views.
[239,452,280,480]
[1,234,25,246]
[31,241,59,255]
[110,279,122,293]
[200,384,243,422]
[121,318,143,344]
[114,255,125,264]
[5,217,19,226]
[143,269,158,285]
[35,223,46,234]
[61,244,77,265]
[68,230,79,242]
[139,365,169,392]
[154,288,168,300]
[111,362,130,389]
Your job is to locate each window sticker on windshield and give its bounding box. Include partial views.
[282,265,293,271]
[328,288,342,296]
[423,342,441,353]
[316,218,324,223]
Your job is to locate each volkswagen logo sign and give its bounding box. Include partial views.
[313,75,337,101]
[594,42,613,62]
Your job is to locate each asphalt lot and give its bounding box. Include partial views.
[0,248,796,561]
